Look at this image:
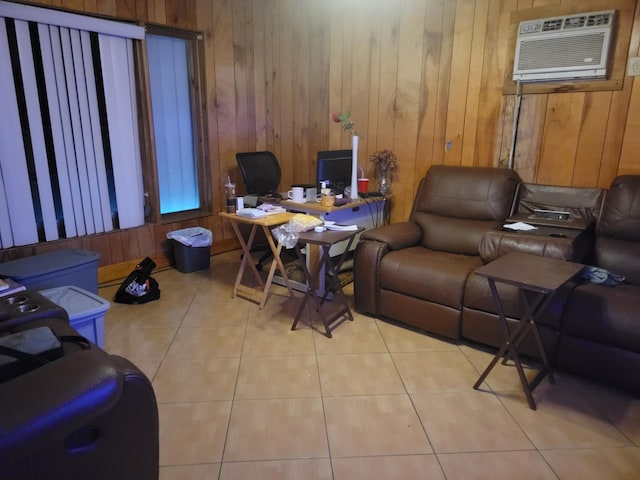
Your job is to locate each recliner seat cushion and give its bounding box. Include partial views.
[562,282,640,353]
[379,246,481,309]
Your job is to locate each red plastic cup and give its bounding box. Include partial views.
[357,178,369,193]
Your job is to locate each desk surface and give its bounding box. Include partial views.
[280,196,385,215]
[219,211,295,226]
[475,252,583,293]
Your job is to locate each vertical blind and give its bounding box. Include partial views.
[0,1,145,248]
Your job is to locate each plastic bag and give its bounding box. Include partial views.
[167,227,213,247]
[272,224,299,249]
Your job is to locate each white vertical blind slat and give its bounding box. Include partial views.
[39,23,76,238]
[0,19,38,247]
[100,34,144,229]
[15,19,59,242]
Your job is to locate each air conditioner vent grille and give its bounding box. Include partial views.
[587,13,612,27]
[564,16,586,29]
[542,19,563,32]
[517,33,605,71]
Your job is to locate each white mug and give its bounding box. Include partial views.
[287,186,305,203]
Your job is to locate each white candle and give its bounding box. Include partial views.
[350,135,359,200]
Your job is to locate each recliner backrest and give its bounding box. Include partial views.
[594,175,640,284]
[411,165,521,255]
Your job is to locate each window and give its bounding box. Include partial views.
[139,25,210,223]
[0,1,145,248]
[0,2,210,249]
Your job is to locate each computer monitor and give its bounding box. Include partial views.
[316,149,352,194]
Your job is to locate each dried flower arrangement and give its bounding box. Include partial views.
[370,149,397,169]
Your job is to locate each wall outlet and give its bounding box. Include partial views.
[628,57,640,76]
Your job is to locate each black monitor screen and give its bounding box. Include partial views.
[316,149,352,194]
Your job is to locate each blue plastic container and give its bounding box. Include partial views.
[0,249,100,294]
[39,285,110,348]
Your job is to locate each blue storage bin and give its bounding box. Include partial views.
[39,285,110,348]
[0,250,100,294]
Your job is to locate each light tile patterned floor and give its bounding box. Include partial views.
[100,251,640,480]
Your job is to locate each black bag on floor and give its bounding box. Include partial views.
[114,257,161,304]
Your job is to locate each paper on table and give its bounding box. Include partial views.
[503,221,538,231]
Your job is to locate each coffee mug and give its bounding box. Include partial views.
[287,186,305,203]
[305,187,317,202]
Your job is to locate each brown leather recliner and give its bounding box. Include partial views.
[556,175,640,392]
[0,317,159,479]
[354,165,520,339]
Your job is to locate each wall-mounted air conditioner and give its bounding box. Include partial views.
[513,10,616,82]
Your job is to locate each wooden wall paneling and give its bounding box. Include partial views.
[251,0,267,150]
[61,0,83,11]
[211,0,238,239]
[196,0,222,239]
[512,94,548,182]
[392,0,427,222]
[618,2,640,177]
[536,92,585,185]
[232,0,252,154]
[572,91,613,186]
[291,0,310,184]
[598,1,640,187]
[461,0,489,167]
[135,224,155,259]
[618,79,640,174]
[135,0,147,22]
[415,0,444,181]
[327,0,344,150]
[307,0,331,180]
[362,0,381,180]
[96,0,117,16]
[264,0,280,161]
[444,0,475,166]
[116,0,137,19]
[474,0,518,168]
[82,0,97,14]
[497,95,516,169]
[276,0,294,188]
[431,0,456,167]
[373,0,399,158]
[350,0,374,175]
[164,0,190,28]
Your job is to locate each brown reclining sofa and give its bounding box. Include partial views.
[354,164,640,393]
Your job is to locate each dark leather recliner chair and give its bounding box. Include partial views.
[354,164,520,339]
[0,311,159,479]
[556,175,640,392]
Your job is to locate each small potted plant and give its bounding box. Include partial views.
[369,149,396,195]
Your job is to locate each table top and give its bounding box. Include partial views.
[280,196,385,215]
[218,211,295,226]
[475,251,584,294]
[296,227,365,246]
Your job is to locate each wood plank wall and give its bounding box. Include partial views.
[4,0,640,281]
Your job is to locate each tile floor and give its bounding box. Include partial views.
[99,250,640,479]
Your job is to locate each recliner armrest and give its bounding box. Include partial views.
[361,222,422,250]
[0,349,124,458]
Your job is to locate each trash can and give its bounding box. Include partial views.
[167,227,213,273]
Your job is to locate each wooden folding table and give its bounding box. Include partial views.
[219,211,296,309]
